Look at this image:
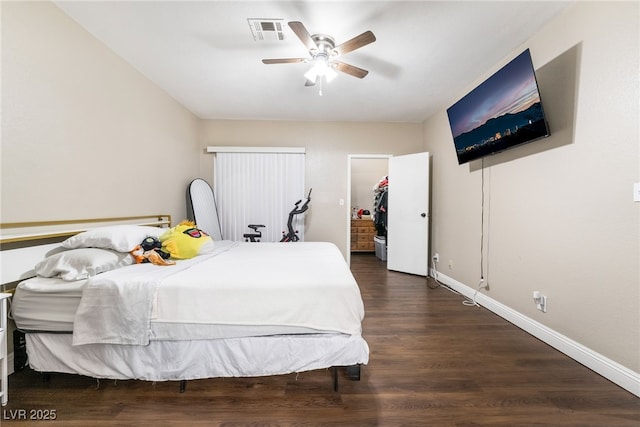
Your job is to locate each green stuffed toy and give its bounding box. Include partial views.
[159,220,214,259]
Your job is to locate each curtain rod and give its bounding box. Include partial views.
[206,146,305,154]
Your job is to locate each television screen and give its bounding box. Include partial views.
[446,49,550,165]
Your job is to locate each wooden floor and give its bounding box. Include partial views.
[6,253,639,426]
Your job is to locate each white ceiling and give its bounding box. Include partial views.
[54,1,572,123]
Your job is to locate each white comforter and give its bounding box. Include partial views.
[73,241,365,346]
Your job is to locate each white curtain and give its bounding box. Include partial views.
[213,152,306,242]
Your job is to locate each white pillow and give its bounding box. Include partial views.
[62,225,166,252]
[35,248,134,281]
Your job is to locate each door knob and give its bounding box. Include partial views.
[421,213,426,218]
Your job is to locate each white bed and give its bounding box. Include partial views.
[4,217,369,391]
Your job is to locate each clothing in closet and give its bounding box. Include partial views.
[373,176,388,237]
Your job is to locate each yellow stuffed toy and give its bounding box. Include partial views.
[160,220,214,260]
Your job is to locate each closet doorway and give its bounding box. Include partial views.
[347,154,391,266]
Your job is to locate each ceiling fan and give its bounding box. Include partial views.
[262,21,376,91]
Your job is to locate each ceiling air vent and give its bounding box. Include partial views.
[248,19,285,41]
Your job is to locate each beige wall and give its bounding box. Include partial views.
[199,120,423,256]
[424,1,639,372]
[1,1,201,224]
[350,158,388,214]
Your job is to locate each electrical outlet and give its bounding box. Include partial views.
[533,291,547,313]
[539,295,547,312]
[432,253,439,263]
[448,260,454,270]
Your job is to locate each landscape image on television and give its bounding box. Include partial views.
[447,49,550,165]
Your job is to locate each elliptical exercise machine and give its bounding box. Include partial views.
[280,189,312,242]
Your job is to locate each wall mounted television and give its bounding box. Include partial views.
[446,49,550,165]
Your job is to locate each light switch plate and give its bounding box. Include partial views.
[634,182,640,202]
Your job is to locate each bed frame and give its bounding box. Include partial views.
[0,215,364,393]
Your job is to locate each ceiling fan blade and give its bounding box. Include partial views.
[333,31,376,56]
[334,61,369,79]
[262,58,307,64]
[288,21,317,51]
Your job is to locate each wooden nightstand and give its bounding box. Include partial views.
[0,292,10,406]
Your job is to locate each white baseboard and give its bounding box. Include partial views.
[430,269,640,398]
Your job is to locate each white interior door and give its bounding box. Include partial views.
[387,152,430,275]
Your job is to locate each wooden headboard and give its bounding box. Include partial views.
[0,215,171,288]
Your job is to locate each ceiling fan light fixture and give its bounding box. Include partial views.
[304,66,319,84]
[325,65,338,83]
[304,56,337,84]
